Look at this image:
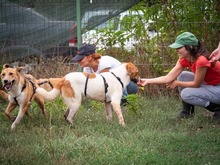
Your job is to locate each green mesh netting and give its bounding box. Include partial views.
[0,0,141,63]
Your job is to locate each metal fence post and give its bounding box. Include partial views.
[76,0,82,71]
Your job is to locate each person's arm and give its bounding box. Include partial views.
[100,68,110,73]
[138,61,184,86]
[98,56,114,73]
[83,67,90,73]
[209,42,220,62]
[167,66,207,89]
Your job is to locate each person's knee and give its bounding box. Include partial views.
[177,71,187,81]
[122,89,128,97]
[177,71,194,81]
[127,82,138,94]
[180,88,193,102]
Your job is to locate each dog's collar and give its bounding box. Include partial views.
[38,80,53,89]
[111,72,124,89]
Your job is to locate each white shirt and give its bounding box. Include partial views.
[83,55,121,73]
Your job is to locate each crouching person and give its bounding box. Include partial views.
[138,32,220,122]
[72,43,138,105]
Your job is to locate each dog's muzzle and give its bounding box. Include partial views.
[2,79,15,91]
[131,77,141,84]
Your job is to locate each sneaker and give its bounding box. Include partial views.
[120,98,128,106]
[178,111,194,118]
[213,112,220,121]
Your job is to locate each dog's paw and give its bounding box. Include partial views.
[11,123,16,130]
[66,117,73,124]
[106,116,113,122]
[11,116,16,122]
[64,108,70,120]
[120,122,126,127]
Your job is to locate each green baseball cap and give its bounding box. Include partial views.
[169,32,198,49]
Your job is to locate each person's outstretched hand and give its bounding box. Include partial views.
[209,43,220,63]
[137,79,148,87]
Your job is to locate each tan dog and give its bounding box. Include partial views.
[1,64,47,130]
[36,62,140,127]
[0,90,8,102]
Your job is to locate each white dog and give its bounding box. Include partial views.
[36,62,140,127]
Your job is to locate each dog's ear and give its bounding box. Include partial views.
[16,67,26,73]
[126,63,138,75]
[3,64,11,69]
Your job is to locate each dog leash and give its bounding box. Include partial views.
[111,72,124,89]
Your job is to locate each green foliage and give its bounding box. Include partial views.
[134,0,220,74]
[98,1,220,77]
[81,99,103,112]
[126,94,143,116]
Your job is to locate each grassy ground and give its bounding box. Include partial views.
[0,95,219,165]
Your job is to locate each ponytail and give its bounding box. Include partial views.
[184,41,210,59]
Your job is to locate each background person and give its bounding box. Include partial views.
[72,43,139,105]
[138,32,220,121]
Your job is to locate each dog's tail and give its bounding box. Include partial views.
[36,77,65,101]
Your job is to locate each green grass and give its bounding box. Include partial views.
[0,95,219,165]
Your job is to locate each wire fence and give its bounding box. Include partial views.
[1,0,219,97]
[0,0,140,63]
